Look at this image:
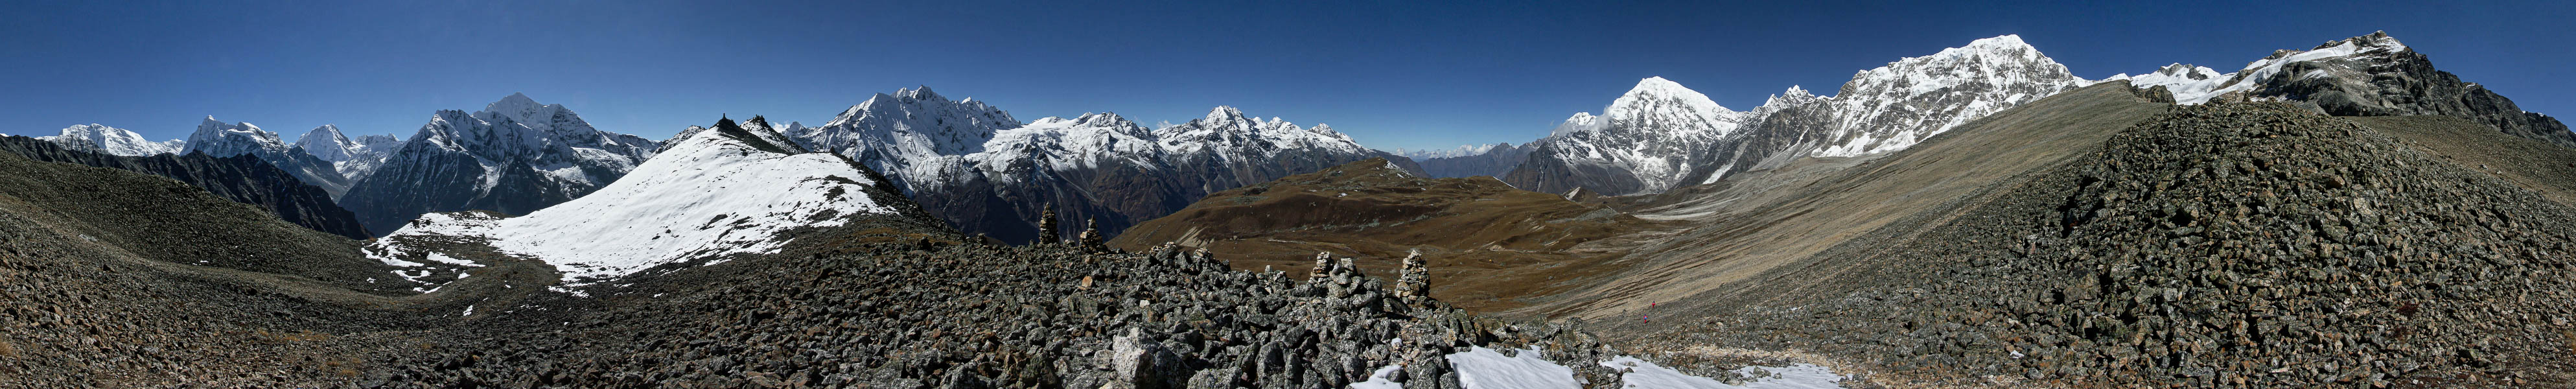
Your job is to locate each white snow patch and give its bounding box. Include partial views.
[1350,364,1408,389]
[1597,357,1848,389]
[1446,346,1581,389]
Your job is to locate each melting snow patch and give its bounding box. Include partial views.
[461,305,476,316]
[1446,346,1580,389]
[1349,364,1406,389]
[1598,357,1846,388]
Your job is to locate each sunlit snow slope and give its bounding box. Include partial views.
[372,117,900,283]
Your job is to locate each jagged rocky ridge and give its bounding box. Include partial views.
[181,117,354,198]
[1506,35,2087,196]
[788,87,1424,244]
[0,136,372,239]
[2115,31,2576,148]
[338,93,659,237]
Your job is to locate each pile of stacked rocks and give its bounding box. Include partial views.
[371,242,1626,388]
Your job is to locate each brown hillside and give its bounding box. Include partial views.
[1110,158,1658,312]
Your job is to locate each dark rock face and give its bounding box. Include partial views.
[2235,32,2576,148]
[338,96,658,237]
[1416,143,1529,178]
[0,136,371,239]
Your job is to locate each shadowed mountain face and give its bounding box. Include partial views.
[0,135,371,239]
[337,94,659,237]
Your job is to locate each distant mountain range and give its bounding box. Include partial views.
[23,32,2568,250]
[785,87,1424,243]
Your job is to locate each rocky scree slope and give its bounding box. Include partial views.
[1111,158,1650,313]
[0,147,392,286]
[1634,101,2576,387]
[338,93,658,237]
[0,136,371,239]
[369,241,1632,389]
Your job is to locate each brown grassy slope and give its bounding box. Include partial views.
[1520,82,2174,321]
[1109,158,1656,312]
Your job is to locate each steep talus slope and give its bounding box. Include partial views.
[0,148,388,285]
[1628,102,2576,387]
[1111,158,1651,312]
[0,147,493,388]
[1525,82,2172,321]
[2352,115,2576,204]
[0,136,371,239]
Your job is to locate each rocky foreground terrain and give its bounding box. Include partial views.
[1614,100,2576,387]
[1,139,1679,388]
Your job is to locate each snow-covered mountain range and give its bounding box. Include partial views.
[1391,143,1511,160]
[368,115,924,284]
[181,117,356,198]
[336,93,660,236]
[35,124,185,156]
[1504,35,2086,195]
[785,87,1422,243]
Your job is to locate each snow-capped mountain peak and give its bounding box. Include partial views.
[36,124,183,156]
[295,124,359,161]
[1604,77,1740,137]
[1548,112,1605,137]
[183,116,290,158]
[1811,34,2083,157]
[370,116,907,283]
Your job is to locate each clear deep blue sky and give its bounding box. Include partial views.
[5,1,2570,152]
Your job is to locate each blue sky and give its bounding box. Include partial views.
[4,1,2570,152]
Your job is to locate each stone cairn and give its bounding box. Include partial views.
[1078,218,1106,252]
[1036,207,1060,244]
[1394,249,1431,308]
